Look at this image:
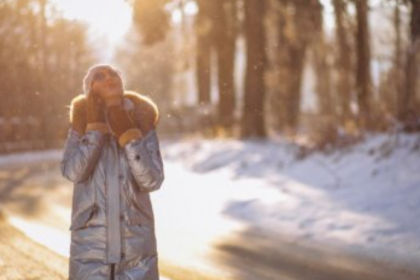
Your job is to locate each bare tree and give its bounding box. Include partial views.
[241,0,267,138]
[132,0,238,131]
[195,0,213,104]
[333,0,353,126]
[0,0,95,151]
[354,0,372,130]
[399,0,420,129]
[313,2,334,121]
[271,0,322,133]
[214,0,237,130]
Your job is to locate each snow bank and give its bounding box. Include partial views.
[160,133,420,268]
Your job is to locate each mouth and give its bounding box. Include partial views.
[107,82,118,88]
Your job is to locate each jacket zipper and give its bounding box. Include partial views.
[117,145,126,261]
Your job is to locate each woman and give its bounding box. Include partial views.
[60,64,164,280]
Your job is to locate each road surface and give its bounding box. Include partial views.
[0,155,419,280]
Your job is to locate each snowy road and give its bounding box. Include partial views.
[0,139,420,280]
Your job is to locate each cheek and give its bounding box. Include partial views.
[91,83,100,94]
[116,78,123,88]
[91,83,106,97]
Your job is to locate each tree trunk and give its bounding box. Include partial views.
[215,0,237,130]
[399,0,420,126]
[241,0,266,138]
[285,46,307,130]
[313,1,334,121]
[314,37,334,119]
[355,0,372,130]
[382,0,403,119]
[195,1,213,104]
[196,37,212,104]
[38,0,53,147]
[394,0,403,94]
[332,0,352,126]
[274,0,320,133]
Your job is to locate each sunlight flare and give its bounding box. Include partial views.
[50,0,132,44]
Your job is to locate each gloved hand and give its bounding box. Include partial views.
[107,105,143,147]
[87,90,105,124]
[70,96,87,136]
[85,90,109,134]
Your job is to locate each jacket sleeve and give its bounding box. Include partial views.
[60,128,106,183]
[124,129,164,192]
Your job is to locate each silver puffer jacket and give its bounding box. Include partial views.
[60,92,164,280]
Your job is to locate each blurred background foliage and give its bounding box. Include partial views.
[0,0,419,153]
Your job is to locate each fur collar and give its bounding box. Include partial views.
[69,90,160,135]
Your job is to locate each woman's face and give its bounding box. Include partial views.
[91,67,123,100]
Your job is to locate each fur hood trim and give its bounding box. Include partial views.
[69,91,160,135]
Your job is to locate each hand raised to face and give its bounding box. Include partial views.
[87,88,106,123]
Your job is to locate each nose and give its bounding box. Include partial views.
[104,73,117,84]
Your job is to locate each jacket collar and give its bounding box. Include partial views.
[69,91,160,135]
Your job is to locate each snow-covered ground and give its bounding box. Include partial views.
[155,132,420,270]
[1,132,419,277]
